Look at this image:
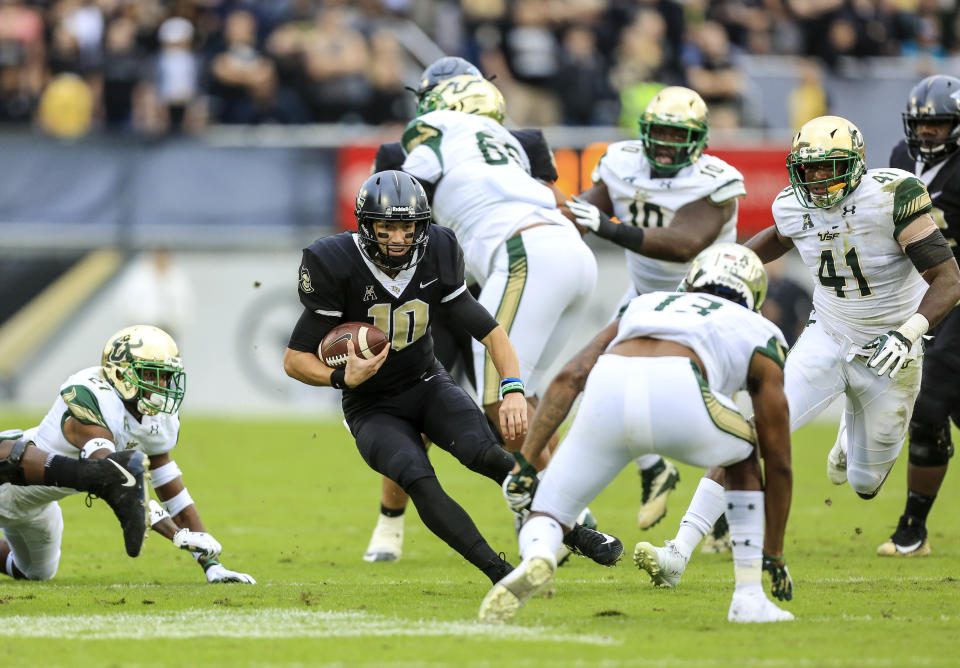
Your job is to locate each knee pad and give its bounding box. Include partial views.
[908,419,954,467]
[0,438,29,485]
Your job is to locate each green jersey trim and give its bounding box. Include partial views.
[60,384,109,430]
[401,120,444,167]
[892,176,933,238]
[691,362,756,445]
[752,336,787,369]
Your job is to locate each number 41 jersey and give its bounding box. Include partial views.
[772,168,931,343]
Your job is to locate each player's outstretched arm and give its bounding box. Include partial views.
[479,326,527,441]
[148,453,255,584]
[744,225,794,264]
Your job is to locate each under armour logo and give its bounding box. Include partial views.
[842,205,856,216]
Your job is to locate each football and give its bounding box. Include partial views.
[319,322,389,368]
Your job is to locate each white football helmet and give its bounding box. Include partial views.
[101,325,185,415]
[681,243,768,312]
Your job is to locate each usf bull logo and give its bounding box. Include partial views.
[107,335,143,364]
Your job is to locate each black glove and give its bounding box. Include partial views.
[762,554,793,601]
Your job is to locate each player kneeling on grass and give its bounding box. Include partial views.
[485,244,794,624]
[0,326,254,583]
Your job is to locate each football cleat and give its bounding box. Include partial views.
[634,540,687,588]
[478,553,556,624]
[700,513,732,553]
[728,589,794,623]
[363,513,404,562]
[637,459,680,529]
[563,522,623,567]
[877,515,931,557]
[826,437,848,485]
[82,450,149,558]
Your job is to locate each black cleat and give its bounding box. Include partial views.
[877,514,930,557]
[563,523,623,566]
[81,451,149,558]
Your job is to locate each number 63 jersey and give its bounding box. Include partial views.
[401,109,574,283]
[772,168,931,343]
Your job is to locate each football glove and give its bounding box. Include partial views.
[863,330,911,378]
[762,555,793,601]
[173,528,222,561]
[566,196,610,233]
[203,561,256,584]
[502,452,538,513]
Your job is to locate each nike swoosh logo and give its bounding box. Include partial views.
[601,535,616,545]
[420,278,438,288]
[930,191,942,200]
[423,374,439,382]
[895,540,923,554]
[106,458,137,487]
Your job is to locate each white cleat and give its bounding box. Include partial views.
[478,554,557,624]
[728,590,794,623]
[633,540,687,588]
[362,514,403,563]
[826,424,848,485]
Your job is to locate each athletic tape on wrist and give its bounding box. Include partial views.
[149,460,183,488]
[148,499,171,527]
[162,487,194,517]
[897,313,930,344]
[80,438,115,459]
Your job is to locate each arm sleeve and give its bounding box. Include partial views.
[287,308,339,353]
[442,290,499,341]
[511,129,559,182]
[594,216,645,253]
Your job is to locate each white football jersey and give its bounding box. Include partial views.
[772,168,931,343]
[594,141,745,293]
[609,291,787,397]
[400,110,574,282]
[22,366,180,459]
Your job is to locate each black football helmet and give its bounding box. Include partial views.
[903,74,960,164]
[355,170,431,271]
[416,57,481,100]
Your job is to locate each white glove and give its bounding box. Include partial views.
[204,562,256,584]
[863,330,912,378]
[566,197,605,232]
[173,528,222,561]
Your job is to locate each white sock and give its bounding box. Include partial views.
[518,515,563,561]
[672,477,726,559]
[634,454,662,471]
[725,490,764,594]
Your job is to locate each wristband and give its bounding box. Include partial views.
[499,378,525,400]
[198,556,220,572]
[80,438,115,459]
[162,488,194,517]
[330,368,348,390]
[512,451,532,469]
[896,313,929,344]
[762,553,785,563]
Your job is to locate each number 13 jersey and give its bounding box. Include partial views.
[771,168,931,343]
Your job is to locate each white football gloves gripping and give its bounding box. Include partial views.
[502,452,539,513]
[863,331,911,378]
[565,196,606,233]
[173,528,222,561]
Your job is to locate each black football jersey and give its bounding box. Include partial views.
[890,140,960,259]
[292,225,467,395]
[374,128,558,182]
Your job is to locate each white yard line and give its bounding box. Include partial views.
[0,608,618,645]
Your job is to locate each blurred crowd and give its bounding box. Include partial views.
[1,0,958,136]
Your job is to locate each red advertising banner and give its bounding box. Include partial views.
[337,142,790,238]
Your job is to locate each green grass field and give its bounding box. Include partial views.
[0,410,957,667]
